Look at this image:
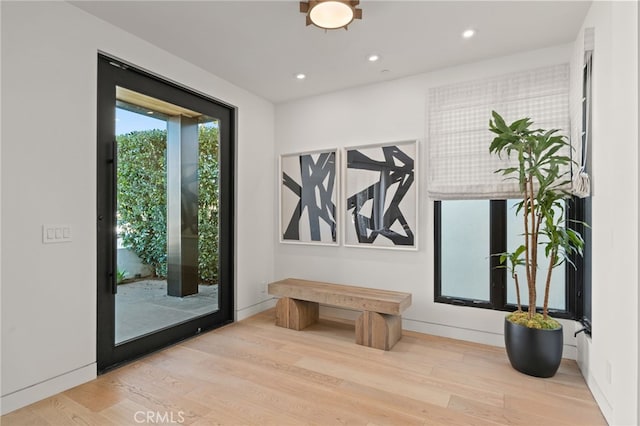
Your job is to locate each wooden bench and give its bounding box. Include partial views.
[268,278,412,350]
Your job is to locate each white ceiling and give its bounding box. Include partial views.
[72,1,591,103]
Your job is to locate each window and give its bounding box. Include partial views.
[435,199,583,319]
[426,48,589,323]
[575,41,593,334]
[439,200,490,302]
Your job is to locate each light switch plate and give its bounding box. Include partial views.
[43,224,72,244]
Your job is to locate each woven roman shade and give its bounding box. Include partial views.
[427,64,571,200]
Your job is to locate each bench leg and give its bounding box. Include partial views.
[275,297,319,331]
[355,311,402,350]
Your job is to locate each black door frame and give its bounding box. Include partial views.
[96,54,235,372]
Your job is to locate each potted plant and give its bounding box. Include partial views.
[488,111,585,378]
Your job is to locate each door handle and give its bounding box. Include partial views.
[110,140,118,295]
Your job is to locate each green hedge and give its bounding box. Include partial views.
[117,125,219,283]
[197,126,220,284]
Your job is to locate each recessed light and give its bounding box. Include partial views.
[367,54,380,62]
[462,29,475,39]
[295,73,306,80]
[147,111,154,115]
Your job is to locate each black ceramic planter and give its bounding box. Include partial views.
[504,317,563,378]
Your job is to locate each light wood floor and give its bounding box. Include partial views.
[2,309,606,425]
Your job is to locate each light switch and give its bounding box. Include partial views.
[43,224,73,244]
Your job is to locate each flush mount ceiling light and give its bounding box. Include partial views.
[300,1,362,30]
[462,29,476,39]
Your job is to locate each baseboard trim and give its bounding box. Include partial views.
[319,305,577,359]
[577,337,612,423]
[582,368,612,423]
[1,363,96,415]
[236,297,276,321]
[404,317,577,360]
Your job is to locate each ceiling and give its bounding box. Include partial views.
[72,1,591,104]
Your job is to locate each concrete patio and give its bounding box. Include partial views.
[115,279,218,343]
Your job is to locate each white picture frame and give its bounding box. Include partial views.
[343,140,418,250]
[279,148,339,246]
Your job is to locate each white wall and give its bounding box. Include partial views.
[0,1,275,414]
[573,2,639,425]
[275,44,583,353]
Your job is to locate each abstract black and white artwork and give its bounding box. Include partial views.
[344,141,417,249]
[280,149,338,245]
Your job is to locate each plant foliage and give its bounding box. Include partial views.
[197,125,220,284]
[117,125,220,283]
[117,129,168,277]
[116,269,127,285]
[489,111,585,328]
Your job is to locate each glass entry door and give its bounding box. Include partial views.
[97,55,234,371]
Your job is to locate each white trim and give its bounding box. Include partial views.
[236,297,276,322]
[0,363,96,415]
[577,334,613,423]
[584,373,612,423]
[318,305,578,359]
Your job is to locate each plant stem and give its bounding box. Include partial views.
[528,175,537,319]
[523,178,533,319]
[531,206,542,317]
[543,250,557,319]
[513,272,522,312]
